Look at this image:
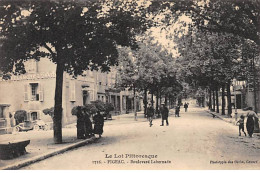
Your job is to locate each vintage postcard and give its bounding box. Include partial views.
[0,0,259,170]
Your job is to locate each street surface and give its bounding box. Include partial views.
[22,106,260,170]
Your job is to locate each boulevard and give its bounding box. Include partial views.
[22,105,260,170]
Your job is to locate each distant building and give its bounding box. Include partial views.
[207,79,260,115]
[0,58,141,134]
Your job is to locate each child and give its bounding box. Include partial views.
[236,114,247,136]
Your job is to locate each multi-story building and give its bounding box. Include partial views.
[0,58,140,134]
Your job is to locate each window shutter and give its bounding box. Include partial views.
[70,80,76,101]
[39,83,44,102]
[24,84,29,102]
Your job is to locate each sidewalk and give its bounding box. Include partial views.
[205,108,260,132]
[0,111,151,170]
[205,109,247,125]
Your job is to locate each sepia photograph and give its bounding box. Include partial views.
[0,0,259,170]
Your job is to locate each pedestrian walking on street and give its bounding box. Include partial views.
[236,114,246,136]
[146,103,154,127]
[93,111,104,138]
[246,107,257,137]
[175,105,180,117]
[160,104,169,126]
[184,103,188,112]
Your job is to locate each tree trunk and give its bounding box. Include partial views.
[178,96,182,106]
[227,81,232,117]
[144,88,147,118]
[156,89,159,114]
[209,90,212,110]
[212,88,215,112]
[221,84,226,115]
[53,61,64,144]
[151,92,154,107]
[216,86,219,113]
[134,86,137,120]
[158,89,161,118]
[159,90,162,105]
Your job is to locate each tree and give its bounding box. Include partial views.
[14,110,27,125]
[116,46,139,119]
[42,107,55,120]
[0,0,149,143]
[150,0,260,46]
[149,0,259,113]
[117,38,182,116]
[174,25,242,116]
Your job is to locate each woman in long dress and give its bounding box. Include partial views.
[93,111,104,138]
[246,107,257,137]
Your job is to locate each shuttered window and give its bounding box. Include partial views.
[31,83,38,101]
[39,83,44,102]
[25,83,43,102]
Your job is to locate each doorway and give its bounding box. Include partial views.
[83,90,89,106]
[236,94,242,109]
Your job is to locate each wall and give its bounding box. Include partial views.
[0,59,142,126]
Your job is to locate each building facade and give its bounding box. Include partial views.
[0,58,140,134]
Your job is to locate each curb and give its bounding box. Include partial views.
[1,137,97,170]
[205,110,236,125]
[205,110,260,137]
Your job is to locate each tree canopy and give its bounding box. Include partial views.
[0,0,151,143]
[149,0,260,46]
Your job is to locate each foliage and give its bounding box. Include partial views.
[91,100,106,112]
[104,102,114,113]
[149,0,260,95]
[71,106,80,116]
[174,27,242,90]
[116,46,138,89]
[149,0,260,46]
[0,0,151,76]
[42,107,55,119]
[0,0,151,143]
[117,38,181,91]
[14,110,27,124]
[91,100,114,113]
[83,104,98,115]
[71,101,114,118]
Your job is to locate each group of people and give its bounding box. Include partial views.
[236,107,259,138]
[175,102,189,117]
[146,102,190,127]
[77,106,104,139]
[146,103,169,127]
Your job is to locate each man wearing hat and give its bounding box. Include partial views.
[147,103,155,127]
[160,103,169,126]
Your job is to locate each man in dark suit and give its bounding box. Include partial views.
[160,104,169,126]
[147,103,154,127]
